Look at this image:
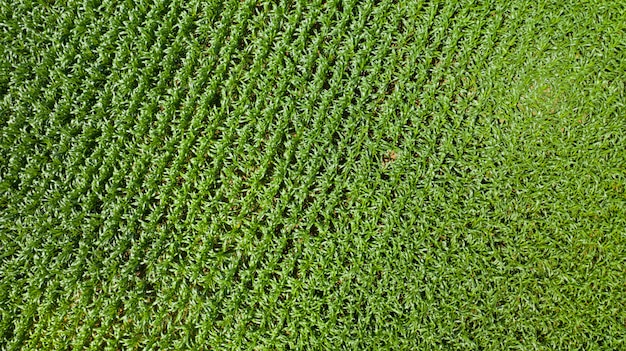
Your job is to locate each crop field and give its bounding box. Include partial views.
[2,0,626,349]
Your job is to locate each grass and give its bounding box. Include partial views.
[1,0,626,349]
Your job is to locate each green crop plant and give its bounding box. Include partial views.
[1,0,626,349]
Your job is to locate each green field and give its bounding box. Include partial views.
[2,0,626,349]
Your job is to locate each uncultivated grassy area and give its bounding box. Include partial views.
[1,0,626,349]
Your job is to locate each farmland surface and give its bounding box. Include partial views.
[2,0,626,349]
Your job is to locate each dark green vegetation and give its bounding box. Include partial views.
[2,0,626,349]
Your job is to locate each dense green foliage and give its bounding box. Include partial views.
[2,0,626,349]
